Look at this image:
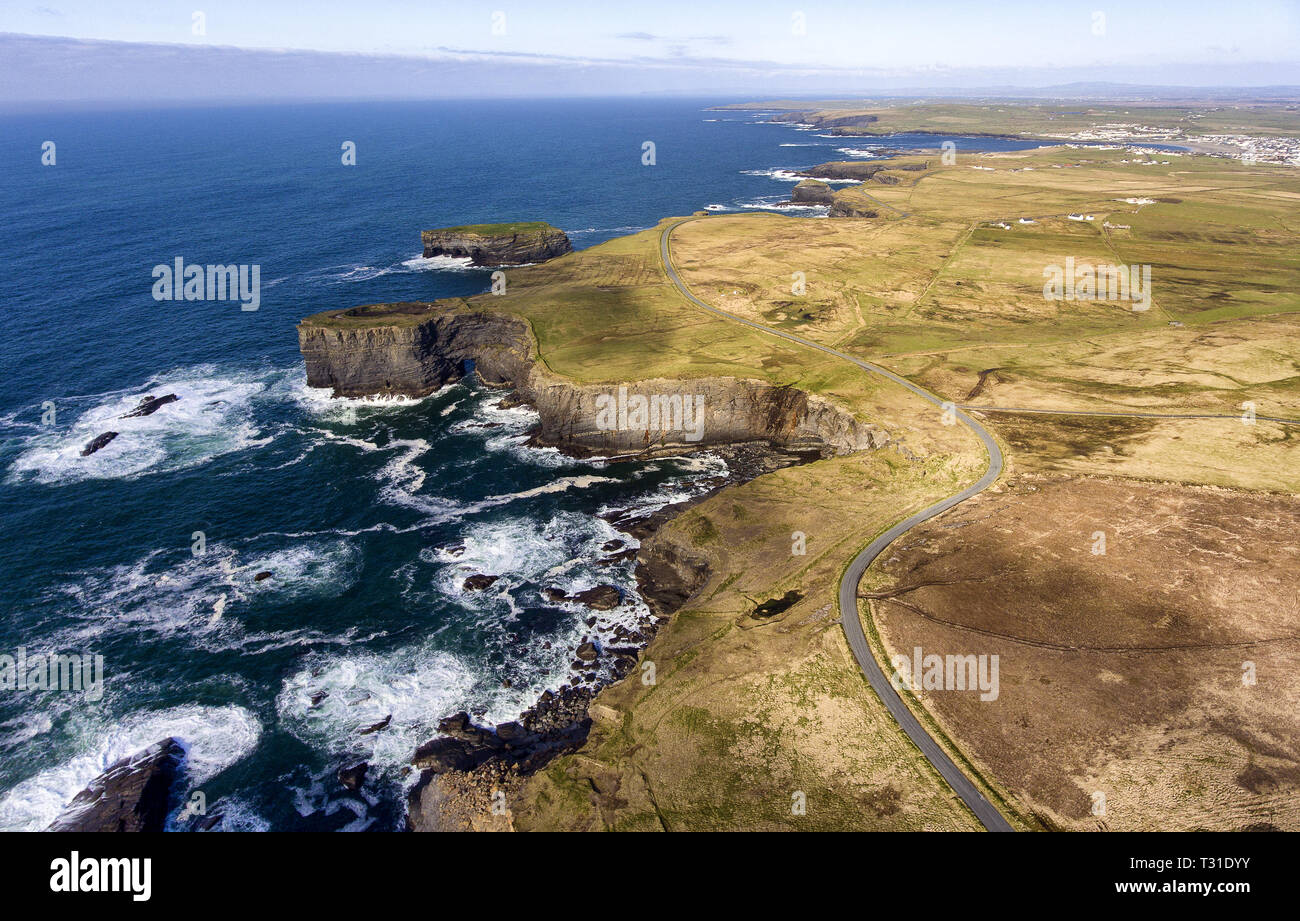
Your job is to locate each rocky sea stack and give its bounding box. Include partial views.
[791,179,834,204]
[421,221,573,267]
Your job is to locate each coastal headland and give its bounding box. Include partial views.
[301,123,1300,832]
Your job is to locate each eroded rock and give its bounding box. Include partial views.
[47,737,185,832]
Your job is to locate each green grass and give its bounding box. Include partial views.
[429,221,560,235]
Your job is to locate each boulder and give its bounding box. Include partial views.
[121,394,179,419]
[438,712,472,735]
[80,431,118,457]
[413,737,494,774]
[571,585,622,610]
[47,737,185,832]
[338,762,368,792]
[463,574,499,591]
[193,813,224,832]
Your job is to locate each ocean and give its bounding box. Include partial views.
[0,97,1056,831]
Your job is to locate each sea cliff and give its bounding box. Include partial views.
[297,301,888,457]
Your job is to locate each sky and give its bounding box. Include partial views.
[3,1,1298,104]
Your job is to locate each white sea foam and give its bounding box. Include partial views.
[48,537,363,651]
[452,392,575,468]
[566,225,647,237]
[740,199,829,215]
[192,795,271,832]
[316,252,487,284]
[294,377,436,425]
[489,475,616,502]
[278,646,480,770]
[0,704,261,832]
[6,365,273,484]
[741,168,804,181]
[400,254,477,272]
[666,453,729,476]
[437,515,587,587]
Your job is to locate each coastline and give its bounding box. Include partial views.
[297,300,890,830]
[405,438,824,831]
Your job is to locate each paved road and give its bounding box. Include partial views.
[659,217,1014,831]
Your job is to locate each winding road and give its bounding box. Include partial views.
[659,217,1014,832]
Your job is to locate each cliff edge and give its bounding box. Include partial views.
[297,301,888,457]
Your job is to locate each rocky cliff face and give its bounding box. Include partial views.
[774,111,879,131]
[298,303,532,399]
[298,303,888,457]
[302,301,893,831]
[829,190,880,219]
[420,222,573,266]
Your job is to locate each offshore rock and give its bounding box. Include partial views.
[80,431,119,456]
[121,394,179,418]
[47,738,185,832]
[791,179,834,204]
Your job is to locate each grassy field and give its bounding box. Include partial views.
[674,147,1300,359]
[516,448,993,831]
[669,146,1300,494]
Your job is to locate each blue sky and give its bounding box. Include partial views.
[3,1,1298,103]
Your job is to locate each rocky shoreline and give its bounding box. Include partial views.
[47,301,883,834]
[403,438,826,830]
[299,302,889,830]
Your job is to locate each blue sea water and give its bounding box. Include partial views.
[0,98,1062,831]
